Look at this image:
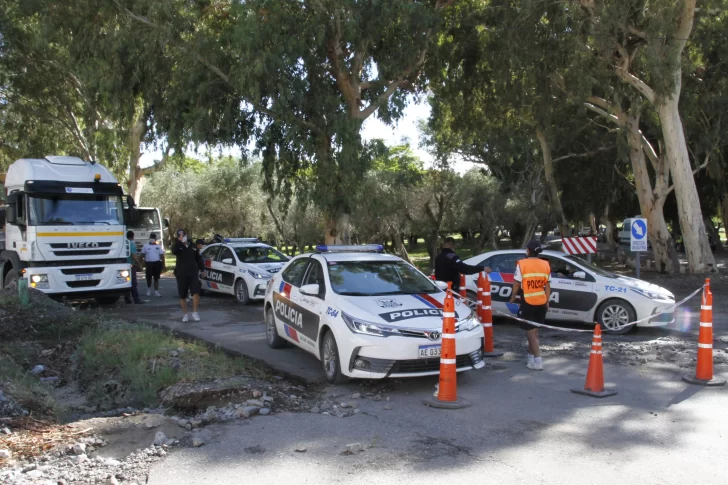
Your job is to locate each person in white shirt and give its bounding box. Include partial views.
[141,232,165,297]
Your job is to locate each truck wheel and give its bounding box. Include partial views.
[97,296,120,306]
[3,269,18,289]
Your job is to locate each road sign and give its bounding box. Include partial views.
[630,218,648,252]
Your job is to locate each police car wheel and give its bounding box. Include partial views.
[321,330,349,384]
[234,279,250,305]
[265,306,287,349]
[597,299,636,335]
[3,269,18,289]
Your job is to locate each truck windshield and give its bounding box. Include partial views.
[133,209,161,229]
[28,194,123,226]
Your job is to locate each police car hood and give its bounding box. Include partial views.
[248,262,285,273]
[340,293,469,328]
[613,276,674,299]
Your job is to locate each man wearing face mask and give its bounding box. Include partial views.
[141,232,164,297]
[172,229,203,322]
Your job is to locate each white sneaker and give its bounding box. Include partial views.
[182,314,189,323]
[146,289,151,297]
[154,291,161,297]
[192,312,200,322]
[527,353,535,366]
[527,361,543,371]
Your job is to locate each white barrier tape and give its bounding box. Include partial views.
[456,285,705,333]
[698,343,712,349]
[440,358,457,364]
[700,322,712,327]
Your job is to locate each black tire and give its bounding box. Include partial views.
[234,278,250,305]
[596,299,636,335]
[265,306,287,349]
[320,330,349,384]
[3,269,18,289]
[96,296,120,305]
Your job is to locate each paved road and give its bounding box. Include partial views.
[146,354,728,485]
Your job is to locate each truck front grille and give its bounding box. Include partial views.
[52,249,111,257]
[61,267,105,275]
[67,280,101,288]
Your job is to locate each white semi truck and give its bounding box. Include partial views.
[127,207,168,252]
[1,156,134,303]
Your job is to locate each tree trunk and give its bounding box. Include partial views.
[522,221,537,248]
[625,114,679,273]
[324,212,352,245]
[393,233,413,264]
[128,119,145,203]
[704,217,721,253]
[536,128,569,238]
[657,97,715,272]
[600,203,618,252]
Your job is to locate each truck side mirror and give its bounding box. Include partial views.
[5,206,16,225]
[163,218,169,228]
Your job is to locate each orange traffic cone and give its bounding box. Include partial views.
[683,279,726,386]
[478,272,503,357]
[571,325,617,398]
[423,283,471,409]
[459,274,467,300]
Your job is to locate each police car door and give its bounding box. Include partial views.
[289,260,325,351]
[273,259,320,352]
[214,246,238,294]
[540,254,596,321]
[481,253,526,316]
[199,245,221,292]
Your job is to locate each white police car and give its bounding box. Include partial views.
[198,238,290,304]
[263,245,485,384]
[462,249,675,334]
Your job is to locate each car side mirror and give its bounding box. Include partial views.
[221,258,233,265]
[434,280,449,290]
[573,271,586,280]
[300,283,320,296]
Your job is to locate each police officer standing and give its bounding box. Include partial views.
[434,237,489,293]
[509,240,551,371]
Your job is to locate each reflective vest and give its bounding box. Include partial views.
[517,258,550,305]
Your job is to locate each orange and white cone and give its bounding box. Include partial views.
[683,279,726,386]
[571,325,617,398]
[459,274,467,300]
[423,282,471,409]
[478,272,503,357]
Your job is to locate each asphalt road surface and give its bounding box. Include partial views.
[96,274,728,484]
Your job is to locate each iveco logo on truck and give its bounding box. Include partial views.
[67,242,100,249]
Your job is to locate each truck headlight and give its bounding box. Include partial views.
[117,270,130,283]
[248,270,272,280]
[30,274,49,289]
[342,312,400,337]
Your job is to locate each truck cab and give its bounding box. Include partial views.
[127,207,168,252]
[1,156,132,303]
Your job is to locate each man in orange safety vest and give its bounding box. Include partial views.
[510,240,551,371]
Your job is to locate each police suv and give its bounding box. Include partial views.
[462,249,675,334]
[198,238,290,304]
[263,245,485,384]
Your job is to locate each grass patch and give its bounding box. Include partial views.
[78,323,262,409]
[0,354,59,419]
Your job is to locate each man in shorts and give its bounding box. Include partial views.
[509,240,551,370]
[172,229,203,322]
[141,232,164,297]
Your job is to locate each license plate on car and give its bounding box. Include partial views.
[418,345,441,359]
[74,274,93,281]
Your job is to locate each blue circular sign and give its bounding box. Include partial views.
[631,220,647,240]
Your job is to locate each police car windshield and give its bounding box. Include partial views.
[234,246,289,263]
[327,261,438,296]
[564,255,617,279]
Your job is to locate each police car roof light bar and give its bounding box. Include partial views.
[315,244,384,253]
[224,237,259,243]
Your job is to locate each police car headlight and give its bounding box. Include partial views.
[456,312,480,332]
[342,312,400,337]
[248,270,272,280]
[631,288,673,302]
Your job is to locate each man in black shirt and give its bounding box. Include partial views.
[172,229,203,323]
[434,237,490,292]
